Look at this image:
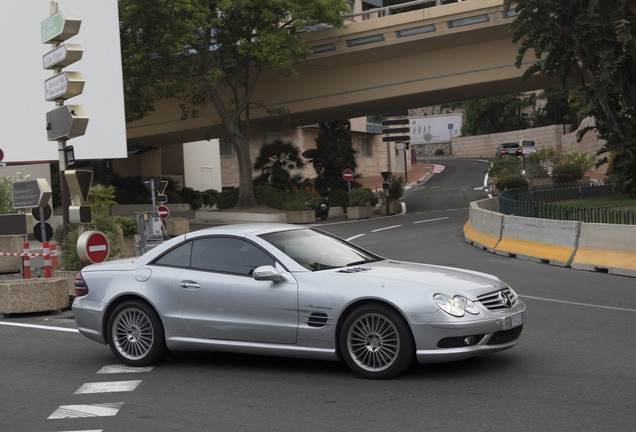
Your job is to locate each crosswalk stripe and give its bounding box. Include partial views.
[97,364,154,374]
[75,380,142,394]
[48,402,124,419]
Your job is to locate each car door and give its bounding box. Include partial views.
[172,236,298,344]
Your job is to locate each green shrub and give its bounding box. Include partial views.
[255,185,285,209]
[350,188,379,206]
[114,216,137,237]
[552,162,584,183]
[496,176,528,191]
[218,189,239,210]
[435,148,445,155]
[281,186,320,211]
[329,188,350,208]
[489,157,522,178]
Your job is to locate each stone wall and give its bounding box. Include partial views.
[451,117,607,174]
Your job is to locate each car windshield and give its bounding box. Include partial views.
[260,228,382,271]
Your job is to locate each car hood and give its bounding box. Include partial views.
[325,260,506,295]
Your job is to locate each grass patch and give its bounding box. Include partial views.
[559,194,636,209]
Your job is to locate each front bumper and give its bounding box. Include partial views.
[409,303,526,364]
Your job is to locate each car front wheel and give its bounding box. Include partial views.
[107,300,168,366]
[339,304,414,379]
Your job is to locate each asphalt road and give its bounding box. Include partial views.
[1,158,635,432]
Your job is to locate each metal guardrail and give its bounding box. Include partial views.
[499,183,636,225]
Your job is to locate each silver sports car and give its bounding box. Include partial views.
[73,224,526,379]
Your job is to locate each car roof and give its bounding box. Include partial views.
[184,223,306,240]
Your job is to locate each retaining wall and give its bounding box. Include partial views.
[464,197,636,277]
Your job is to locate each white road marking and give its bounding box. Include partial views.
[346,234,365,242]
[371,225,402,232]
[75,380,142,394]
[55,430,103,432]
[413,217,450,224]
[48,402,124,419]
[0,321,78,333]
[520,295,636,313]
[97,364,154,374]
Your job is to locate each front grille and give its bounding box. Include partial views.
[487,326,523,345]
[478,288,519,311]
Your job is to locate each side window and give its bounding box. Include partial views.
[154,242,193,267]
[190,237,275,276]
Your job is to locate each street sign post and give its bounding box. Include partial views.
[342,169,354,181]
[12,179,52,209]
[43,44,83,69]
[77,231,109,264]
[46,105,89,141]
[157,205,170,220]
[41,11,81,44]
[45,71,85,101]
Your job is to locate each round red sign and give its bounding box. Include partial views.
[78,231,110,264]
[157,205,170,220]
[342,169,354,181]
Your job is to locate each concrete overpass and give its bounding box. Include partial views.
[126,0,555,148]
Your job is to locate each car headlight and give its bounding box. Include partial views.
[434,294,480,317]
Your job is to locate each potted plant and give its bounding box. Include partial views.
[283,186,320,223]
[347,188,378,219]
[380,175,404,215]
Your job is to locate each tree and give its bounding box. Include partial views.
[456,93,536,135]
[119,0,349,207]
[505,0,636,195]
[253,140,305,189]
[304,120,357,190]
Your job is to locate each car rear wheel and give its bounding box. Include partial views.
[339,304,414,379]
[107,300,168,366]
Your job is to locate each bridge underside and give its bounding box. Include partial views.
[126,0,556,148]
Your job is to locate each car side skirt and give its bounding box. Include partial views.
[166,337,339,361]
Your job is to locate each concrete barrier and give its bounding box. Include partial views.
[463,201,503,252]
[0,236,22,273]
[572,223,636,277]
[494,216,580,267]
[0,278,69,314]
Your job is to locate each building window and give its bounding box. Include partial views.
[220,138,232,156]
[359,137,372,157]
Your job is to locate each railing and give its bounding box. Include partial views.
[499,183,636,225]
[345,0,443,21]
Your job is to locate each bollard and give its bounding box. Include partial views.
[43,241,52,278]
[23,241,31,279]
[50,242,59,268]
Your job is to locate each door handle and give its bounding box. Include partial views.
[179,281,200,289]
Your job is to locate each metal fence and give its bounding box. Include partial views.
[499,182,636,225]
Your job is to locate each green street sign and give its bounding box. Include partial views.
[41,11,81,44]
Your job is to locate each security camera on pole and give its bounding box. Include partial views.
[41,1,89,233]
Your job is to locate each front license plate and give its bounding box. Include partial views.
[510,313,523,328]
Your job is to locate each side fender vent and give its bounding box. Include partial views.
[307,312,329,328]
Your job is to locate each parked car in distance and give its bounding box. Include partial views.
[496,142,523,157]
[73,224,526,379]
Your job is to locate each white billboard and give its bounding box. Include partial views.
[0,0,127,164]
[410,114,463,144]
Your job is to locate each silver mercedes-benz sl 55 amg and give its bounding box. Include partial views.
[73,223,526,379]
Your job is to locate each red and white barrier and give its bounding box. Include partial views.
[0,242,59,279]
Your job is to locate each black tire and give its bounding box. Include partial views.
[107,300,168,367]
[339,303,414,379]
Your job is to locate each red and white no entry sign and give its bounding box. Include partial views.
[77,230,110,264]
[342,169,354,181]
[157,205,170,220]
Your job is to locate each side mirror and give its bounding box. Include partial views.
[252,265,283,282]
